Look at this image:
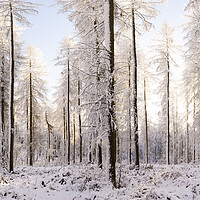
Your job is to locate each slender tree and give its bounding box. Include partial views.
[0,0,39,172]
[77,74,82,163]
[16,45,46,166]
[104,0,116,187]
[151,23,179,165]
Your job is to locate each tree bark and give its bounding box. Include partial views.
[26,97,29,165]
[193,90,196,163]
[104,0,116,187]
[29,56,33,166]
[67,57,70,165]
[166,58,170,165]
[45,113,53,163]
[94,18,103,169]
[144,78,149,164]
[1,48,5,167]
[63,104,66,162]
[128,56,132,164]
[78,76,82,163]
[132,5,139,167]
[186,98,189,164]
[9,2,15,172]
[73,113,75,163]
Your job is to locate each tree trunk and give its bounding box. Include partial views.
[186,99,189,164]
[144,78,149,164]
[29,57,33,166]
[1,49,5,167]
[172,102,176,164]
[166,58,170,165]
[45,113,53,163]
[26,97,29,165]
[67,58,70,165]
[117,130,120,163]
[78,76,82,163]
[128,57,132,164]
[73,113,75,163]
[94,18,103,169]
[88,134,92,163]
[104,0,116,187]
[193,90,196,163]
[9,2,15,172]
[176,96,179,164]
[48,118,51,163]
[63,105,66,162]
[132,4,139,167]
[98,139,103,168]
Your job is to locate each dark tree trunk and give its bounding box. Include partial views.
[73,114,75,163]
[98,139,102,169]
[105,0,116,187]
[193,91,196,163]
[45,113,54,163]
[116,130,120,163]
[166,58,170,165]
[29,59,33,166]
[186,99,189,164]
[63,105,66,162]
[26,97,29,165]
[88,134,92,163]
[67,58,70,165]
[1,50,5,167]
[128,57,132,164]
[144,78,149,164]
[94,18,103,169]
[78,76,82,163]
[132,5,139,167]
[176,97,179,164]
[9,2,15,172]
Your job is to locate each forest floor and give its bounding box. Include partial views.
[0,163,200,199]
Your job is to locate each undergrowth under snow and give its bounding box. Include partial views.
[0,164,200,199]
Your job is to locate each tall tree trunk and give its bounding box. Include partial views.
[166,57,170,165]
[63,104,66,162]
[94,18,103,169]
[48,117,51,163]
[88,134,92,163]
[45,113,53,163]
[67,57,70,165]
[98,139,103,168]
[26,97,29,165]
[176,96,180,164]
[116,130,120,163]
[73,113,75,164]
[193,90,196,163]
[172,102,176,164]
[128,56,132,164]
[29,58,33,166]
[132,4,139,167]
[9,2,15,172]
[78,76,82,163]
[1,49,5,167]
[104,0,116,187]
[144,78,149,164]
[186,98,189,164]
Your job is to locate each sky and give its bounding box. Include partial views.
[22,0,75,99]
[22,0,189,100]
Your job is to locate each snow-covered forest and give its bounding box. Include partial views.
[0,0,200,199]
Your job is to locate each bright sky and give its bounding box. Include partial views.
[22,0,189,100]
[22,0,75,99]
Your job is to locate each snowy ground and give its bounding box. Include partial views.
[0,163,200,199]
